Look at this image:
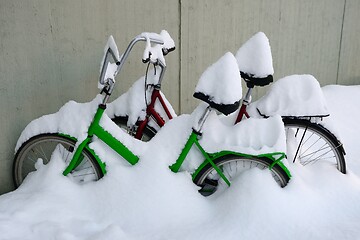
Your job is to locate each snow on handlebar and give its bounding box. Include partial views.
[141,30,175,65]
[98,31,175,97]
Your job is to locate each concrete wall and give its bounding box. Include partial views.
[0,0,359,194]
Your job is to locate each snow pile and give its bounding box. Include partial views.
[322,85,360,173]
[201,111,286,156]
[15,96,102,152]
[249,74,329,117]
[4,84,360,239]
[194,52,242,106]
[235,32,274,78]
[7,29,360,239]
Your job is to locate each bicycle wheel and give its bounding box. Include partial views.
[112,116,156,142]
[283,118,346,173]
[193,155,290,196]
[13,133,103,187]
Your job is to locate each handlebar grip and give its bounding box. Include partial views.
[140,30,176,64]
[162,46,175,56]
[160,30,175,56]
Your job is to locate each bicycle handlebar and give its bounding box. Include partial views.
[100,31,175,104]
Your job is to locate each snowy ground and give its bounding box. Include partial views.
[1,85,360,240]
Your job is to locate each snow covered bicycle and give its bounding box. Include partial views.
[13,33,290,196]
[111,32,346,174]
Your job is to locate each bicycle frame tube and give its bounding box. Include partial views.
[135,88,174,139]
[234,87,253,124]
[154,89,174,121]
[63,104,139,176]
[169,130,231,187]
[235,103,250,124]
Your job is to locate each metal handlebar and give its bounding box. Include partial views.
[99,31,175,105]
[115,35,164,78]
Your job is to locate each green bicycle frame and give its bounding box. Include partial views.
[169,129,291,187]
[63,104,139,176]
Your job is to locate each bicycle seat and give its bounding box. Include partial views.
[235,32,274,88]
[193,52,242,116]
[241,71,273,88]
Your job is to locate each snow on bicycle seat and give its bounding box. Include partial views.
[193,52,242,115]
[249,74,330,118]
[235,32,274,88]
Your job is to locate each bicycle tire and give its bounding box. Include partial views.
[283,118,346,173]
[193,154,290,196]
[13,133,103,187]
[112,116,157,142]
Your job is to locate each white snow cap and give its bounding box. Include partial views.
[104,35,120,62]
[142,34,166,65]
[160,30,175,51]
[195,52,242,105]
[98,35,120,89]
[253,74,329,117]
[235,32,274,78]
[141,30,175,65]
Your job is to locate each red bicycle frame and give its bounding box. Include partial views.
[234,87,253,124]
[134,85,253,140]
[135,86,174,139]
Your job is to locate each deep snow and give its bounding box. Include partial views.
[1,85,360,240]
[2,30,360,240]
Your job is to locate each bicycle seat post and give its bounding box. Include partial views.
[193,106,212,134]
[243,86,253,105]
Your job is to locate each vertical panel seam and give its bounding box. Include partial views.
[178,0,182,113]
[336,0,347,84]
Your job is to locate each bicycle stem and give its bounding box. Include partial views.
[156,59,166,87]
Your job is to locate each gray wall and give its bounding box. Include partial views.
[0,0,359,194]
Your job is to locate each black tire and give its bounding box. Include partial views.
[13,133,103,187]
[283,118,346,173]
[193,155,290,196]
[112,116,157,142]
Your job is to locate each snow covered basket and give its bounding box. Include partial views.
[252,74,330,118]
[193,52,242,115]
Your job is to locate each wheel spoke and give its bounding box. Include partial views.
[14,134,102,187]
[300,143,331,159]
[283,119,346,174]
